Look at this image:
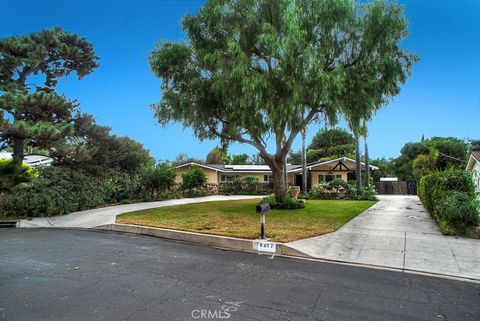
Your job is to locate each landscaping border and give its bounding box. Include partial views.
[96,223,310,258]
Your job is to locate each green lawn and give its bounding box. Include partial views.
[117,199,376,242]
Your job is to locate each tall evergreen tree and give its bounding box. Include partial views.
[0,28,99,163]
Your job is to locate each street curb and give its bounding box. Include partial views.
[95,223,311,258]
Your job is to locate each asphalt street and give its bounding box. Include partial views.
[1,229,479,321]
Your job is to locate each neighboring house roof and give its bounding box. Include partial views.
[176,157,378,174]
[0,152,54,167]
[466,150,480,171]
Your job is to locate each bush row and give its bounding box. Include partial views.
[261,195,305,210]
[219,176,273,195]
[0,166,185,218]
[308,178,378,201]
[417,168,479,235]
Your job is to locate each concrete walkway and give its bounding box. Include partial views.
[288,195,480,280]
[18,195,261,229]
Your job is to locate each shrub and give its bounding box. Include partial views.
[417,168,478,235]
[260,195,305,210]
[433,191,479,235]
[242,175,259,192]
[1,166,110,217]
[356,185,378,201]
[181,166,207,191]
[310,179,357,200]
[219,176,272,195]
[104,169,143,202]
[0,159,38,192]
[142,161,177,199]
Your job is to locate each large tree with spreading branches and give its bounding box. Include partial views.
[0,27,99,163]
[149,0,416,202]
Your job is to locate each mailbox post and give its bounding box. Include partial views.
[255,203,270,239]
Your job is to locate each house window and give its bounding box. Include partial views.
[220,174,239,182]
[263,175,273,182]
[319,174,342,183]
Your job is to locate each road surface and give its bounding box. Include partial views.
[1,229,479,321]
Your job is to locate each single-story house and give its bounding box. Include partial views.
[466,150,480,196]
[175,157,378,192]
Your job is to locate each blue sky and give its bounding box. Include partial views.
[1,0,479,161]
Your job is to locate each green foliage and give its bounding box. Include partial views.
[0,166,109,217]
[0,28,99,159]
[310,179,377,201]
[143,161,177,194]
[412,153,437,180]
[356,185,379,201]
[206,146,229,164]
[230,153,249,165]
[175,153,204,165]
[149,0,416,201]
[103,169,143,202]
[56,114,154,176]
[219,175,271,195]
[433,191,479,235]
[417,168,478,235]
[310,179,353,200]
[369,157,396,181]
[393,137,468,181]
[393,142,430,181]
[426,137,468,170]
[0,158,37,192]
[306,128,355,162]
[181,166,207,191]
[261,195,305,210]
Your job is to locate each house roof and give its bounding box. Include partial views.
[472,150,480,162]
[176,157,377,174]
[176,162,299,173]
[466,150,480,171]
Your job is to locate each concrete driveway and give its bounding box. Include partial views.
[17,195,261,229]
[288,195,480,280]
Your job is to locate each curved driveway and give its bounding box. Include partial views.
[18,195,261,228]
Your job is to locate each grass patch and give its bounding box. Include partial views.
[117,199,376,243]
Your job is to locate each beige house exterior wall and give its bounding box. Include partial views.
[309,171,349,185]
[175,160,359,187]
[472,161,480,197]
[175,165,218,184]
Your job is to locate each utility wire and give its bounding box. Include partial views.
[418,141,468,163]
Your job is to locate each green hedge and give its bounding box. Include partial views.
[260,195,305,210]
[219,176,273,195]
[1,167,111,217]
[309,179,378,201]
[417,168,479,235]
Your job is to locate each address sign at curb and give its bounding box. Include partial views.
[256,241,276,253]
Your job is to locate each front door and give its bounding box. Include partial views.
[295,175,303,191]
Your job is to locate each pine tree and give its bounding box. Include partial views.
[0,28,99,163]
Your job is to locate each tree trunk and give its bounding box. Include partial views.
[355,134,362,194]
[364,137,369,188]
[271,162,287,203]
[12,136,25,164]
[301,130,307,193]
[283,154,288,195]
